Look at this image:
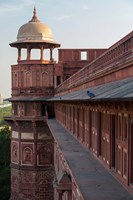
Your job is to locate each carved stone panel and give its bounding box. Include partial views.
[19,121,32,130]
[38,132,46,139]
[36,123,52,139]
[20,170,35,197]
[21,132,34,140]
[11,168,19,195]
[35,170,54,200]
[37,144,52,165]
[11,141,19,164]
[21,143,34,165]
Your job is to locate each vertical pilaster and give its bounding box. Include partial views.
[27,45,31,60]
[50,48,53,61]
[18,48,21,61]
[40,46,44,60]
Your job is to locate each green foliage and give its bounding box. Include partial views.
[0,167,10,200]
[0,127,11,167]
[0,127,11,200]
[0,105,12,127]
[0,103,12,198]
[0,119,8,127]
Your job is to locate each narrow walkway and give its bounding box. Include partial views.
[48,119,133,200]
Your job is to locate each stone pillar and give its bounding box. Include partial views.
[50,48,53,61]
[58,190,64,200]
[27,46,31,60]
[54,76,57,88]
[68,190,72,200]
[61,76,63,84]
[40,46,44,60]
[18,48,21,61]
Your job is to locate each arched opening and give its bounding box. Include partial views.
[37,146,52,165]
[54,171,72,200]
[30,49,40,60]
[25,71,32,87]
[41,103,46,116]
[44,49,50,61]
[41,71,48,87]
[21,48,27,60]
[12,72,18,87]
[23,147,33,164]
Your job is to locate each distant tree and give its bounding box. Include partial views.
[0,167,10,200]
[0,127,10,167]
[0,119,8,127]
[0,126,11,200]
[0,105,12,124]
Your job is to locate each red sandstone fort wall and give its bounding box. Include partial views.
[55,32,133,95]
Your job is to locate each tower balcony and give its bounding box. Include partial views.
[18,59,56,65]
[4,115,47,123]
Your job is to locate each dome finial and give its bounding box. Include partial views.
[34,6,36,17]
[29,6,40,22]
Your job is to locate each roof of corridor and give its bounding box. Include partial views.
[50,77,133,101]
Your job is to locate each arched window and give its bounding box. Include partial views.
[25,71,32,87]
[23,147,33,164]
[21,48,27,60]
[41,71,48,87]
[38,146,52,165]
[12,72,18,87]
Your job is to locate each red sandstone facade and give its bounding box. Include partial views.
[5,8,133,200]
[52,31,133,199]
[55,48,106,84]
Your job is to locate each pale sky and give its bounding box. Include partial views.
[0,0,133,98]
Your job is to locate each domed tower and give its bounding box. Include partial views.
[6,8,60,200]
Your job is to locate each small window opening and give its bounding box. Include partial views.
[41,104,46,116]
[81,51,87,60]
[31,49,40,60]
[21,49,27,60]
[57,76,61,86]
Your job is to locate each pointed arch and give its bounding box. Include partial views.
[23,146,33,164]
[37,145,52,165]
[12,72,18,87]
[41,71,48,87]
[25,71,32,87]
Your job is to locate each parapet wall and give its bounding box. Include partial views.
[55,31,133,95]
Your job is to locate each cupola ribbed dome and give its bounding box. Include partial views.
[17,7,54,42]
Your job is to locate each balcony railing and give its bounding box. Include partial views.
[55,32,133,94]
